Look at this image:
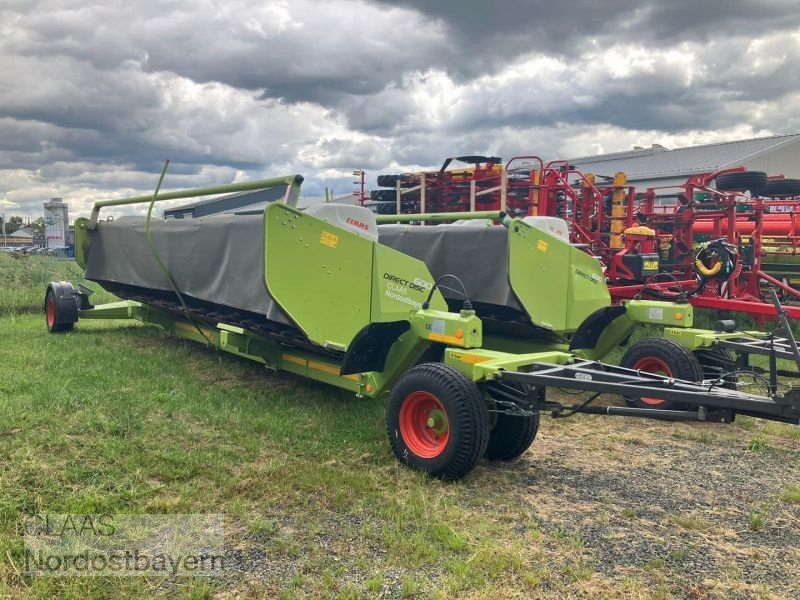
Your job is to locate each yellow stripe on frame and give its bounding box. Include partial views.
[428,333,463,346]
[458,354,491,364]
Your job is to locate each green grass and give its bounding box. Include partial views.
[1,255,799,598]
[0,253,116,314]
[780,484,800,504]
[747,435,771,452]
[665,514,714,532]
[0,259,570,597]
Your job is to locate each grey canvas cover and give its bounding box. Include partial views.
[84,214,292,325]
[378,224,524,316]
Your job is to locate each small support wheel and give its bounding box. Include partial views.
[386,363,489,480]
[45,281,79,333]
[619,338,704,410]
[485,386,541,461]
[485,413,539,461]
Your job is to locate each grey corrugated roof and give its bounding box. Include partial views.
[163,186,288,218]
[568,133,800,181]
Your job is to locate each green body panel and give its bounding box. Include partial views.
[410,309,482,349]
[264,204,446,350]
[264,204,373,349]
[507,219,610,332]
[569,300,694,360]
[622,299,694,328]
[371,243,447,320]
[74,217,92,269]
[571,310,636,361]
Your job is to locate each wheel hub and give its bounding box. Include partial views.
[399,391,451,459]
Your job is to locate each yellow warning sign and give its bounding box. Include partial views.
[320,231,339,248]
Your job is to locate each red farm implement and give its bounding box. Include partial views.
[371,158,800,320]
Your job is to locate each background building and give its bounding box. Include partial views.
[43,198,69,248]
[568,133,800,189]
[0,226,34,247]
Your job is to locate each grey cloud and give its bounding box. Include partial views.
[0,0,799,218]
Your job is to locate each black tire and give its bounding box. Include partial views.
[760,178,800,198]
[374,201,397,215]
[370,189,397,202]
[694,347,737,389]
[45,282,77,333]
[619,338,703,410]
[377,174,400,188]
[485,386,541,461]
[486,414,539,461]
[386,363,489,480]
[715,171,768,193]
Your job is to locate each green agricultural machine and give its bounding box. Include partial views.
[46,174,800,479]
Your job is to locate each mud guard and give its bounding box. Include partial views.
[340,321,411,375]
[569,305,634,361]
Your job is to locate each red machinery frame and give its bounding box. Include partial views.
[371,159,800,320]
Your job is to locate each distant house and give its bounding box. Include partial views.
[1,226,35,247]
[568,133,800,189]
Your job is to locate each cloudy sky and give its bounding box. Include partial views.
[2,0,800,217]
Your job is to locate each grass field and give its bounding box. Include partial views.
[1,254,799,599]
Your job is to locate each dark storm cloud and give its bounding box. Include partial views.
[0,0,799,216]
[373,0,800,56]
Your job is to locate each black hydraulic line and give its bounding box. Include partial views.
[634,272,700,301]
[422,274,472,311]
[552,392,601,419]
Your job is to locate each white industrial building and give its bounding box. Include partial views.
[43,197,69,248]
[568,133,800,189]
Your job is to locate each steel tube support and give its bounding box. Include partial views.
[88,174,304,228]
[375,211,501,223]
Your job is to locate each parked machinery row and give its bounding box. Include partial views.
[366,156,800,320]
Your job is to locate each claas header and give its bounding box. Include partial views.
[45,170,800,479]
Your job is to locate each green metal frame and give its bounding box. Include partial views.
[74,299,570,398]
[662,327,768,350]
[87,174,304,228]
[374,211,502,224]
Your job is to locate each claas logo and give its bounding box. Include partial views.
[345,217,369,231]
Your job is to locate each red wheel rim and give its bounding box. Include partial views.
[399,391,450,458]
[633,357,672,405]
[46,295,56,328]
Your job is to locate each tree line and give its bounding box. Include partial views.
[0,216,45,236]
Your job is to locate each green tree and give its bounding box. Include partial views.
[29,217,45,237]
[0,215,23,234]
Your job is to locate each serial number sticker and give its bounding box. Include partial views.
[648,308,664,321]
[536,239,549,252]
[320,231,339,248]
[575,373,592,381]
[431,319,445,334]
